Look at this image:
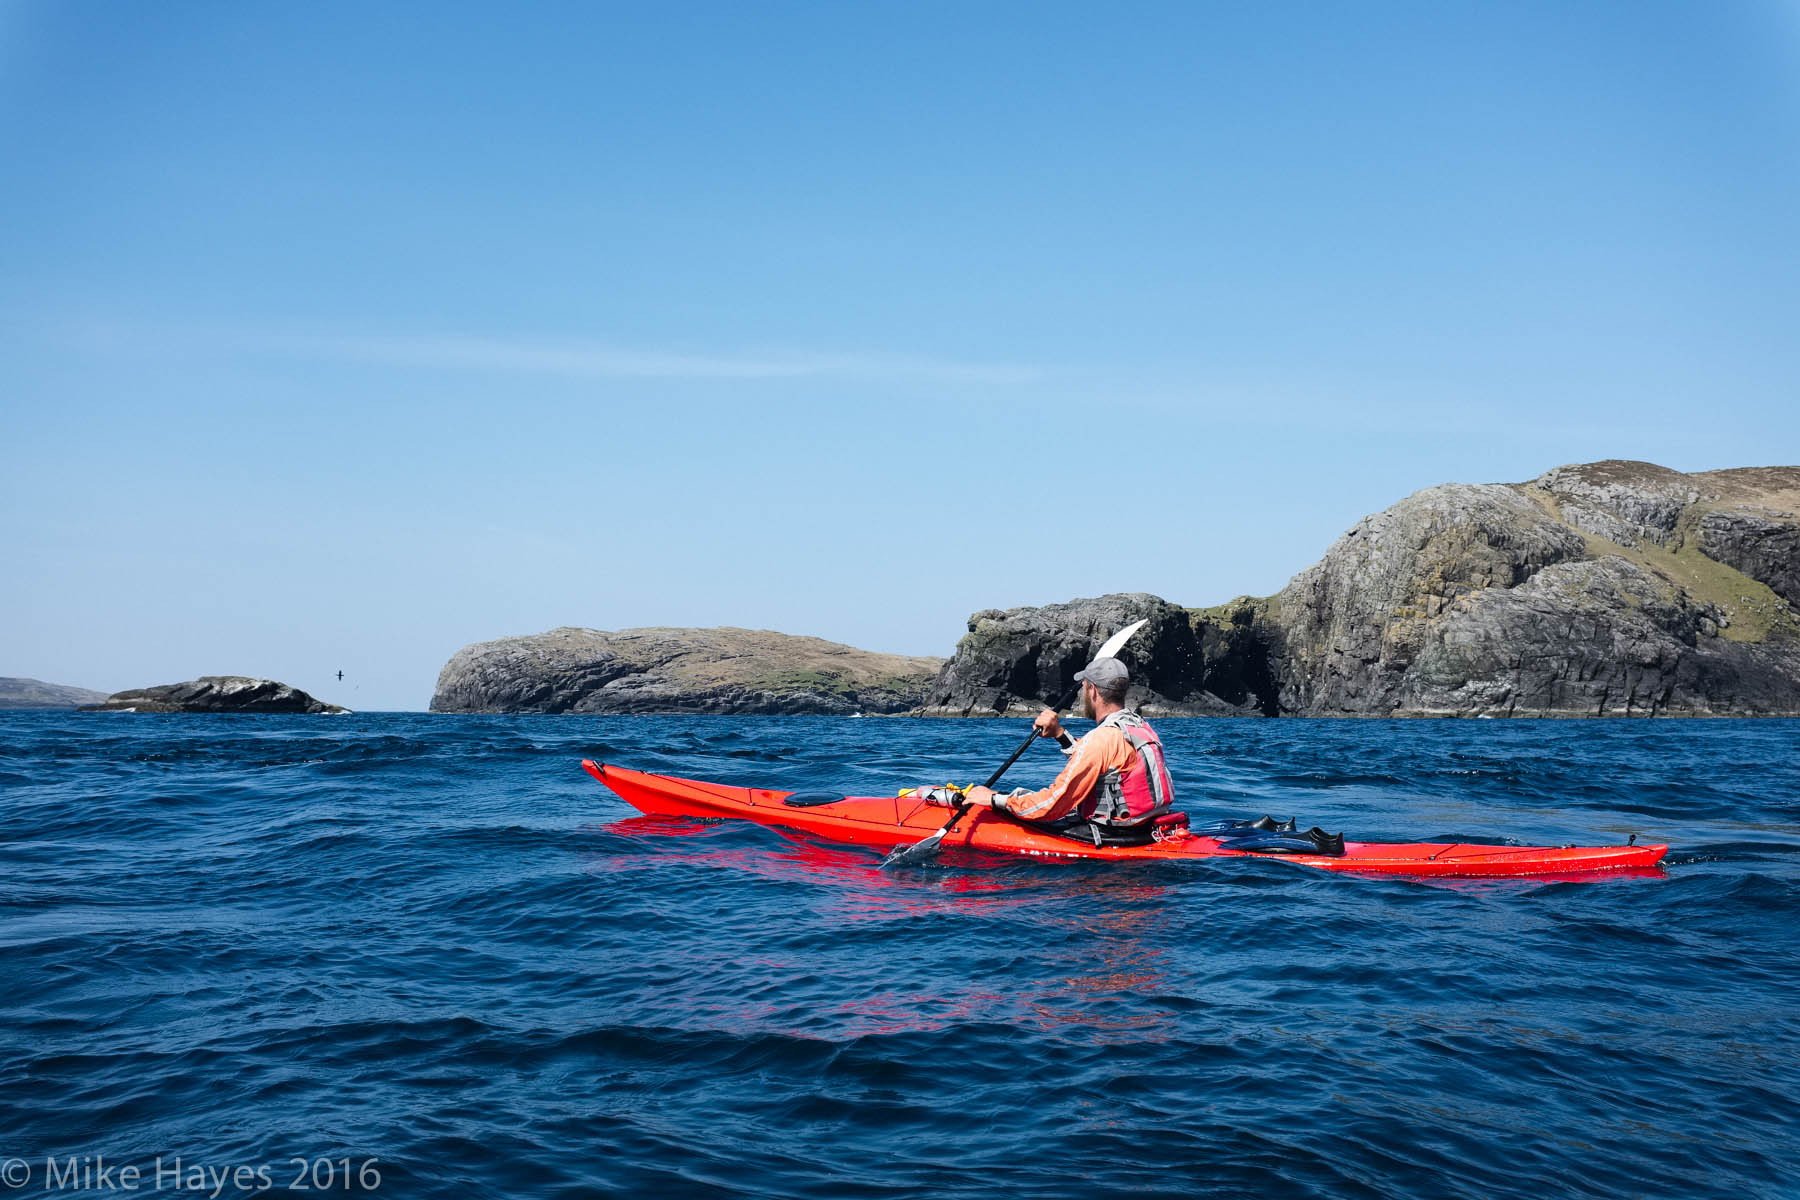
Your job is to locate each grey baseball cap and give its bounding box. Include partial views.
[1074,656,1130,700]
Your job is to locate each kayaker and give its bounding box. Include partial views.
[930,657,1177,844]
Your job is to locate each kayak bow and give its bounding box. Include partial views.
[582,761,1668,878]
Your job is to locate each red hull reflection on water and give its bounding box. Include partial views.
[589,814,1063,909]
[590,814,1193,1039]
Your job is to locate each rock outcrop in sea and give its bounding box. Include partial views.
[926,461,1800,718]
[79,677,350,714]
[430,626,943,715]
[0,677,111,710]
[914,594,1274,718]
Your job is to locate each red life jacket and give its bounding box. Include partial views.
[1081,712,1176,827]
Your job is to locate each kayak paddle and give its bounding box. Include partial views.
[882,619,1149,868]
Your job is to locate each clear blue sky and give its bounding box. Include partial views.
[4,2,1797,710]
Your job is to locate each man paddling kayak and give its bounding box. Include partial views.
[929,657,1177,845]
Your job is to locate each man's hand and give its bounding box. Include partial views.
[964,785,998,809]
[1034,708,1064,742]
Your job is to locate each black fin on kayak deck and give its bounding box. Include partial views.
[1191,814,1290,837]
[1220,827,1346,857]
[1307,827,1345,856]
[1202,816,1274,834]
[1217,834,1314,855]
[782,792,848,808]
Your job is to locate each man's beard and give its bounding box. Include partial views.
[1082,691,1096,720]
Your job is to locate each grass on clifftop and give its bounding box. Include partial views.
[1518,484,1797,645]
[1187,595,1279,629]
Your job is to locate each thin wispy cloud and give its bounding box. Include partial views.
[262,330,1049,387]
[45,317,1049,387]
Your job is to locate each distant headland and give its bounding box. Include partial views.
[0,677,110,711]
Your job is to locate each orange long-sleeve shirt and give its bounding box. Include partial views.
[1003,723,1137,821]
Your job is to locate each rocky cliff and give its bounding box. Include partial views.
[0,677,111,710]
[430,626,943,715]
[926,461,1800,717]
[79,677,349,714]
[915,594,1274,717]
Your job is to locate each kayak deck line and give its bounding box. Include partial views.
[580,761,1670,878]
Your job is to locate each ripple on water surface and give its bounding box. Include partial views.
[1,713,1797,1200]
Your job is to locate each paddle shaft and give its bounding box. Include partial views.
[982,684,1081,790]
[928,682,1083,844]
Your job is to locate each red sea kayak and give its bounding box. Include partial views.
[582,762,1668,877]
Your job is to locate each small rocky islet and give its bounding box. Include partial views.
[77,677,349,714]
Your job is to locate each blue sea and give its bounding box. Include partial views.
[1,713,1796,1199]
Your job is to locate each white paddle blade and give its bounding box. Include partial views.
[1095,618,1149,661]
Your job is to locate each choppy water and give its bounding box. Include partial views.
[1,713,1796,1199]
